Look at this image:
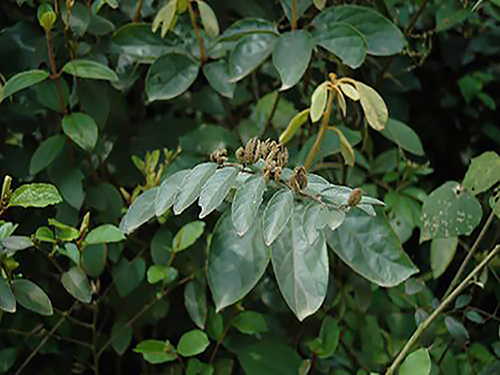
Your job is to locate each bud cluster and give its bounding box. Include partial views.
[210,148,228,165]
[289,166,308,193]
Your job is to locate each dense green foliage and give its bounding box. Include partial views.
[1,0,500,374]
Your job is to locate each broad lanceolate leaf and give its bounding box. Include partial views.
[199,167,239,218]
[62,59,119,81]
[399,348,431,375]
[208,211,269,312]
[203,60,236,98]
[262,188,294,246]
[11,279,53,316]
[119,188,158,234]
[272,30,313,91]
[173,221,205,252]
[61,267,92,303]
[62,112,99,151]
[197,1,220,37]
[335,127,355,166]
[0,278,16,313]
[0,236,33,256]
[324,210,418,287]
[312,5,405,56]
[29,135,65,175]
[462,151,500,195]
[271,206,328,321]
[232,176,266,237]
[184,280,207,329]
[338,82,360,101]
[8,183,62,208]
[85,224,125,244]
[177,330,209,357]
[381,119,425,156]
[2,70,49,100]
[173,162,217,215]
[310,82,329,122]
[420,181,482,242]
[219,18,277,41]
[229,34,277,82]
[354,81,388,131]
[431,237,458,279]
[279,109,310,144]
[146,53,200,101]
[155,170,190,216]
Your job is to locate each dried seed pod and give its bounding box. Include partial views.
[277,147,289,167]
[210,148,228,165]
[289,166,308,193]
[235,147,246,164]
[244,137,261,164]
[263,160,282,182]
[347,188,363,208]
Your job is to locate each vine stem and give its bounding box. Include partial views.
[291,0,298,31]
[187,0,207,63]
[384,244,500,375]
[304,90,335,169]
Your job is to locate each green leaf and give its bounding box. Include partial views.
[147,264,174,284]
[354,81,388,131]
[0,278,16,313]
[60,243,81,266]
[312,5,405,56]
[229,34,277,82]
[8,183,62,208]
[381,119,424,156]
[310,82,329,122]
[197,1,219,37]
[29,135,65,175]
[177,330,209,357]
[199,167,239,218]
[62,112,99,151]
[68,2,90,37]
[219,18,277,41]
[85,224,125,244]
[146,53,200,101]
[38,3,57,32]
[279,0,312,22]
[463,151,500,195]
[81,244,107,277]
[203,60,236,99]
[279,109,310,145]
[262,189,294,246]
[208,211,269,312]
[272,30,313,91]
[184,280,207,329]
[155,170,190,217]
[119,188,158,234]
[465,310,485,324]
[237,342,302,375]
[313,0,326,10]
[2,70,49,100]
[445,316,469,341]
[307,316,339,358]
[62,59,118,81]
[173,163,217,215]
[112,258,146,297]
[312,24,367,69]
[150,227,173,265]
[233,311,268,334]
[0,236,34,256]
[0,348,17,373]
[134,340,176,364]
[48,219,80,241]
[431,237,458,279]
[111,318,133,355]
[324,210,418,287]
[152,1,177,37]
[11,279,53,316]
[173,221,205,252]
[420,181,482,242]
[231,176,266,237]
[49,164,85,210]
[61,267,92,303]
[336,127,355,166]
[271,207,328,321]
[399,348,431,375]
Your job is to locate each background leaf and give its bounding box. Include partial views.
[173,221,205,252]
[380,119,425,156]
[29,135,65,175]
[11,279,53,316]
[462,151,500,195]
[2,70,49,99]
[0,278,16,313]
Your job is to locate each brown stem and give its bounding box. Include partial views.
[46,32,67,114]
[187,0,207,63]
[304,90,335,169]
[133,0,145,22]
[291,0,298,31]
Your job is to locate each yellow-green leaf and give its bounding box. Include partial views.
[152,0,177,38]
[313,0,326,10]
[197,1,220,38]
[336,89,347,117]
[335,128,355,166]
[338,82,360,101]
[279,109,310,144]
[310,81,329,122]
[354,81,388,131]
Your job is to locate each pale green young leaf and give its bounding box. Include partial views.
[313,0,326,10]
[462,151,500,195]
[399,348,431,375]
[62,59,119,81]
[134,340,176,364]
[177,330,209,357]
[279,109,310,144]
[354,81,388,130]
[152,1,177,37]
[335,127,355,166]
[85,224,125,244]
[338,82,360,100]
[262,188,294,246]
[197,1,220,37]
[310,81,329,122]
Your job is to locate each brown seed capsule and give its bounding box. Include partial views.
[277,147,289,168]
[244,137,261,164]
[347,188,363,208]
[235,147,246,164]
[289,166,308,193]
[210,148,228,165]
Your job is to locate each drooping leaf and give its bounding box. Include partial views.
[233,311,268,335]
[237,342,302,375]
[272,30,313,91]
[146,53,200,101]
[184,280,208,329]
[8,183,62,208]
[380,119,425,156]
[177,330,209,357]
[307,316,339,358]
[335,127,355,166]
[431,237,458,279]
[0,278,16,313]
[279,109,310,145]
[49,164,85,210]
[172,221,205,252]
[262,189,294,246]
[85,224,125,244]
[2,70,49,100]
[445,316,469,341]
[208,211,269,312]
[462,151,500,195]
[61,267,92,303]
[119,188,158,234]
[354,81,388,131]
[420,181,482,242]
[399,348,431,375]
[173,163,217,215]
[11,279,53,316]
[231,176,266,237]
[29,135,65,175]
[198,167,238,218]
[197,1,220,37]
[310,82,329,122]
[111,318,133,356]
[62,112,99,151]
[155,170,190,217]
[62,59,119,81]
[324,210,418,287]
[134,340,176,364]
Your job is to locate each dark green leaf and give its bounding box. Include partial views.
[29,135,65,175]
[173,163,217,215]
[431,237,458,279]
[61,267,92,303]
[381,119,425,156]
[134,340,176,364]
[203,60,236,99]
[48,219,80,241]
[11,279,53,316]
[150,227,173,265]
[0,348,17,373]
[237,342,302,375]
[232,176,266,237]
[111,318,133,355]
[8,183,62,208]
[2,70,49,99]
[262,188,294,246]
[219,18,277,41]
[307,316,339,358]
[233,311,268,334]
[49,164,85,210]
[465,310,485,324]
[0,278,16,313]
[62,112,99,151]
[177,330,209,357]
[199,167,239,218]
[463,151,500,195]
[112,258,146,297]
[0,236,33,255]
[60,243,80,266]
[184,280,207,329]
[35,78,69,112]
[85,224,125,244]
[445,316,469,341]
[120,188,158,234]
[68,2,90,37]
[82,244,107,278]
[62,59,119,81]
[279,0,312,21]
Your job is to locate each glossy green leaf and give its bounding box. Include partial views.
[85,224,124,244]
[307,316,339,358]
[197,1,219,37]
[466,310,485,324]
[279,0,312,22]
[313,0,326,10]
[272,30,313,91]
[445,316,469,341]
[381,119,425,156]
[2,70,49,100]
[134,340,176,364]
[184,280,207,329]
[8,183,62,208]
[61,267,92,303]
[11,279,53,316]
[119,188,158,234]
[354,81,388,131]
[177,330,209,357]
[399,348,431,375]
[324,210,418,287]
[219,18,277,40]
[208,211,269,312]
[271,207,328,321]
[155,170,190,217]
[112,258,146,297]
[0,278,16,313]
[173,221,205,252]
[82,244,107,278]
[431,237,458,279]
[262,189,294,246]
[199,167,238,218]
[29,135,65,175]
[111,318,133,355]
[231,176,266,237]
[229,34,277,82]
[62,59,119,81]
[203,60,236,99]
[68,2,90,37]
[62,112,99,151]
[310,82,329,122]
[146,53,200,101]
[48,219,80,241]
[150,227,173,265]
[173,163,217,215]
[147,264,174,284]
[49,164,85,210]
[237,342,302,375]
[420,181,482,242]
[462,151,500,195]
[233,311,268,334]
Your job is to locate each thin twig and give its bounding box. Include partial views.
[187,1,207,63]
[291,0,298,31]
